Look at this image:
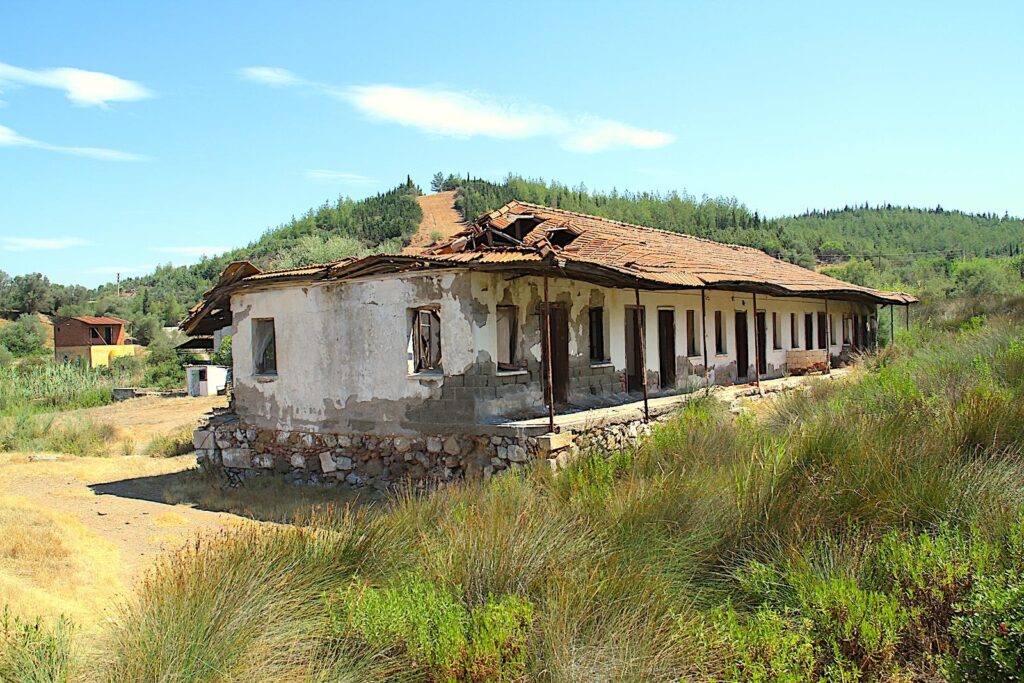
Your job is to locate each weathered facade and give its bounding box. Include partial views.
[185,200,916,488]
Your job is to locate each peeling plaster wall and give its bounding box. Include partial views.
[229,271,877,433]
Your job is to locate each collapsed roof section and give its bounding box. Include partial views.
[181,201,917,336]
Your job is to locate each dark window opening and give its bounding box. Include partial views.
[686,309,699,357]
[104,326,113,344]
[817,312,827,349]
[772,312,782,350]
[714,311,725,355]
[496,305,518,371]
[412,308,442,373]
[253,318,277,375]
[589,307,607,362]
[790,313,799,349]
[198,367,207,382]
[804,313,814,350]
[90,328,100,340]
[546,228,579,248]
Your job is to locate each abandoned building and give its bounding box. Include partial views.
[185,201,917,487]
[54,315,143,368]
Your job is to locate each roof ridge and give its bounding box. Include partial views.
[506,201,762,252]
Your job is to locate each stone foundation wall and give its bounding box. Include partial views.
[193,411,661,489]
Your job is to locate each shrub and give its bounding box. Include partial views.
[327,574,533,682]
[948,572,1024,682]
[0,413,115,456]
[0,314,47,357]
[211,335,232,367]
[0,609,74,683]
[143,425,194,457]
[700,605,817,682]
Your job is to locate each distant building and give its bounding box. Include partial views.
[54,316,143,368]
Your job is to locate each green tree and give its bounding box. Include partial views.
[211,335,232,367]
[0,314,48,356]
[951,259,1017,297]
[8,273,56,313]
[430,172,445,193]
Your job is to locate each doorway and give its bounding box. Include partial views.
[734,311,749,380]
[658,309,676,389]
[755,311,767,377]
[804,313,814,350]
[541,304,569,404]
[624,306,646,393]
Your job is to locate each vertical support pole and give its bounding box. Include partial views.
[824,298,831,375]
[543,274,555,434]
[905,304,910,331]
[889,304,895,344]
[701,288,709,394]
[635,286,650,422]
[752,292,762,390]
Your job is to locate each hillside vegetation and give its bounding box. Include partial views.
[5,295,1023,681]
[2,173,1023,342]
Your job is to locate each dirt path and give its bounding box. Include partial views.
[58,394,227,452]
[403,191,466,253]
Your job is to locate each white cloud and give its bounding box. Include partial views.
[563,117,677,153]
[304,169,376,184]
[0,61,152,107]
[237,66,305,87]
[0,124,148,161]
[238,67,674,153]
[1,236,91,252]
[151,246,229,257]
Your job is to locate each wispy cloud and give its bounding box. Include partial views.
[0,61,153,107]
[304,169,376,185]
[152,246,229,257]
[238,67,675,153]
[0,124,148,161]
[238,66,306,88]
[1,236,91,252]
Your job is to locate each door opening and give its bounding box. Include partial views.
[542,304,569,405]
[658,309,676,389]
[755,311,767,377]
[624,306,646,393]
[734,311,749,380]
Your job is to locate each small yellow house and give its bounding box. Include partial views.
[53,316,144,368]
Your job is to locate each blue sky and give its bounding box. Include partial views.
[1,1,1022,287]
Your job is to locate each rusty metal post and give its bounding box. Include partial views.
[635,286,649,422]
[701,288,709,394]
[543,274,555,434]
[824,298,831,375]
[752,292,762,390]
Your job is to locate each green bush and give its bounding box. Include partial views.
[0,314,48,357]
[328,574,533,682]
[700,605,816,682]
[948,572,1024,682]
[211,335,232,367]
[0,609,74,683]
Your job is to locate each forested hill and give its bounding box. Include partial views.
[3,173,1023,338]
[437,174,1024,268]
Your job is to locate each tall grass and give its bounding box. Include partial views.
[0,413,116,457]
[39,301,1024,679]
[0,363,114,415]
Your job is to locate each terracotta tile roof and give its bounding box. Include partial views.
[420,201,918,304]
[72,316,128,325]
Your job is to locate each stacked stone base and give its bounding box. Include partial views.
[193,414,659,490]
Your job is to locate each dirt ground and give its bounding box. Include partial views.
[0,395,242,629]
[402,190,466,253]
[57,394,227,454]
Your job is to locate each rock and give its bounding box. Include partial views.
[426,436,443,453]
[490,436,504,445]
[544,458,559,472]
[394,437,411,453]
[221,448,252,469]
[538,431,575,454]
[253,453,274,469]
[299,434,314,449]
[483,465,494,481]
[276,431,291,445]
[322,434,337,448]
[290,453,307,469]
[444,455,459,468]
[335,456,353,471]
[363,459,384,477]
[246,429,257,442]
[443,436,461,456]
[507,444,528,463]
[193,429,215,450]
[490,457,504,469]
[319,452,337,473]
[496,446,507,459]
[336,435,352,448]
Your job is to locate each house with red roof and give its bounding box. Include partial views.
[183,199,917,488]
[54,315,143,368]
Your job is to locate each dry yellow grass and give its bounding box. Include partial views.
[0,493,121,628]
